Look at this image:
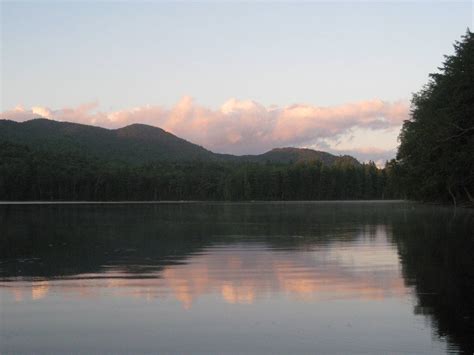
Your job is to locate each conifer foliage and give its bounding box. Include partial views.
[397,30,474,205]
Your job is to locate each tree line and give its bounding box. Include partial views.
[0,142,402,201]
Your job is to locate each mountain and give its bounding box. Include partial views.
[0,119,219,163]
[0,118,359,166]
[242,147,359,166]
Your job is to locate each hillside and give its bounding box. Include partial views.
[0,118,359,166]
[0,119,219,163]
[243,147,359,166]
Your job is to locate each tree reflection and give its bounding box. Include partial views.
[391,207,474,354]
[0,202,386,279]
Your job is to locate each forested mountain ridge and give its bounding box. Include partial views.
[0,118,359,166]
[241,147,360,166]
[0,118,397,201]
[0,119,219,163]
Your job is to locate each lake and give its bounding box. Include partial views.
[0,202,473,354]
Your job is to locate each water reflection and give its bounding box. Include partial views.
[3,235,406,309]
[1,202,473,354]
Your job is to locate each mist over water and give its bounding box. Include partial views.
[1,202,473,354]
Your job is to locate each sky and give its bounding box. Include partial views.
[1,1,472,164]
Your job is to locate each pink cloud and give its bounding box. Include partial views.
[1,97,409,157]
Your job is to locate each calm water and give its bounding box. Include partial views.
[0,202,473,354]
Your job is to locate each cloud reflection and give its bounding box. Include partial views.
[4,229,407,308]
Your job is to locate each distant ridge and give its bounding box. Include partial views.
[0,119,218,163]
[0,118,360,166]
[242,147,359,166]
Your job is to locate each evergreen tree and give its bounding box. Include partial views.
[397,29,474,205]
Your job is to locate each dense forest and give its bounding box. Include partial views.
[395,29,474,206]
[0,141,400,201]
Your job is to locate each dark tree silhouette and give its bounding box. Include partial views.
[397,29,474,205]
[0,141,396,201]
